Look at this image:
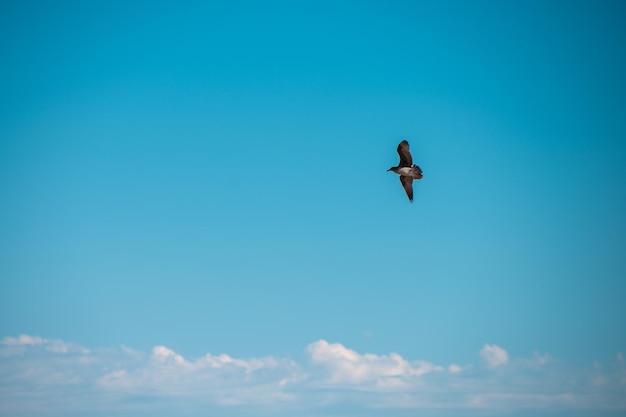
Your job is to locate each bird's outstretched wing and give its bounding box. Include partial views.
[397,140,413,167]
[400,175,414,202]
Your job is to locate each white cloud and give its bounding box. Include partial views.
[1,334,90,356]
[96,341,295,403]
[448,364,463,374]
[1,334,625,417]
[307,339,441,385]
[480,344,509,368]
[1,334,45,346]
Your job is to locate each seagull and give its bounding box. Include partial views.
[387,140,423,202]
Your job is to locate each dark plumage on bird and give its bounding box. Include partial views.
[387,140,423,202]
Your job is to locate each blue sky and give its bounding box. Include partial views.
[1,1,625,416]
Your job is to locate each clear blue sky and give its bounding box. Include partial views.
[1,1,625,416]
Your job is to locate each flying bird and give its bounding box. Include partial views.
[387,140,423,202]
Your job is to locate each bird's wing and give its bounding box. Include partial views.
[413,164,423,179]
[400,175,414,202]
[397,140,413,167]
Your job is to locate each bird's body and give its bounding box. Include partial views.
[388,166,423,178]
[387,140,423,202]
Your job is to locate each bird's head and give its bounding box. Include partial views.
[387,167,399,173]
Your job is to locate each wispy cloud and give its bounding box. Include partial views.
[447,363,468,374]
[479,343,509,368]
[1,334,625,416]
[1,334,90,355]
[97,342,297,405]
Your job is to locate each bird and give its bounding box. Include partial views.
[387,140,423,202]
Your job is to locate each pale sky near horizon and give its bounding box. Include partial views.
[1,1,626,416]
